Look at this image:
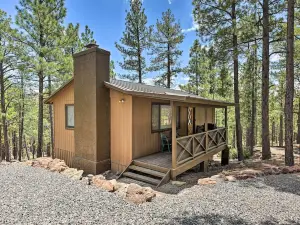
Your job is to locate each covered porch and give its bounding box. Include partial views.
[134,101,229,180]
[127,100,231,184]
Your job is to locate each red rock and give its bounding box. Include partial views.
[281,167,294,174]
[225,176,236,182]
[92,177,114,192]
[240,169,263,177]
[126,183,156,204]
[48,159,68,172]
[291,166,300,173]
[235,174,256,180]
[198,178,217,185]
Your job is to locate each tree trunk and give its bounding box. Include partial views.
[232,2,243,161]
[0,62,10,162]
[37,19,45,158]
[23,136,30,160]
[48,75,54,157]
[250,41,257,155]
[37,73,44,158]
[18,73,24,162]
[0,125,2,161]
[167,43,171,88]
[46,142,51,157]
[271,121,275,147]
[285,0,295,166]
[261,0,271,160]
[297,98,300,144]
[279,99,284,147]
[232,127,236,148]
[31,137,36,159]
[12,131,17,160]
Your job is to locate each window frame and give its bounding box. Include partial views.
[65,104,74,129]
[151,103,180,133]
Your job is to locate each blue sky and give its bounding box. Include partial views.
[0,0,198,87]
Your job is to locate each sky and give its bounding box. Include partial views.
[0,0,198,88]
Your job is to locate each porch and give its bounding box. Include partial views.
[120,127,229,187]
[134,127,229,178]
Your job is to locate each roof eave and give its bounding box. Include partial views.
[44,78,74,104]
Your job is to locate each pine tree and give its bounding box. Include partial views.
[180,39,207,95]
[148,9,184,88]
[193,0,244,161]
[261,0,272,160]
[115,0,151,83]
[0,10,18,161]
[81,25,96,47]
[207,47,217,98]
[285,0,295,166]
[16,0,67,157]
[218,65,232,98]
[110,60,116,79]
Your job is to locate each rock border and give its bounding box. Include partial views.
[198,165,300,185]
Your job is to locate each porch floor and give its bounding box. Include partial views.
[134,152,172,169]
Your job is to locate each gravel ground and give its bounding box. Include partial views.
[1,163,300,225]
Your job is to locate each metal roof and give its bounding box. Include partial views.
[105,79,235,107]
[45,78,235,107]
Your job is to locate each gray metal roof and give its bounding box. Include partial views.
[105,79,234,106]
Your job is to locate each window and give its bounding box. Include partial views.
[65,104,74,129]
[151,104,180,132]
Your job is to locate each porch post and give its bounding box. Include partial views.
[221,106,229,166]
[171,101,177,180]
[200,107,208,172]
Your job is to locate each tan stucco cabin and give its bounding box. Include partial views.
[45,46,234,186]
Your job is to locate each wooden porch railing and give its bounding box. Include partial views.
[175,127,227,166]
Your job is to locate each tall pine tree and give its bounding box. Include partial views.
[180,39,207,95]
[115,0,151,83]
[148,9,184,88]
[16,0,67,157]
[193,0,245,160]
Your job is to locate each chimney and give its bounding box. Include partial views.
[72,46,111,174]
[84,43,99,49]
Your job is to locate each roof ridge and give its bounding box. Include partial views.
[111,79,191,94]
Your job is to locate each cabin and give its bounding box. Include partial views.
[45,45,234,186]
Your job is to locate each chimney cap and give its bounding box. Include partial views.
[85,43,99,49]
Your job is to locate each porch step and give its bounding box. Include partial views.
[133,160,169,173]
[129,165,166,178]
[123,172,161,186]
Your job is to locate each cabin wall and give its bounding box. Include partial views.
[132,96,169,159]
[195,107,214,126]
[110,89,133,173]
[52,82,75,167]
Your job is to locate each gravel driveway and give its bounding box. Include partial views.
[1,163,300,225]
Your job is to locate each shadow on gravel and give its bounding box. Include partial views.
[238,174,300,196]
[172,214,300,225]
[173,214,248,225]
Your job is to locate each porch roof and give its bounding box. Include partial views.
[105,79,235,107]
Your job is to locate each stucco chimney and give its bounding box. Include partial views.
[72,47,110,174]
